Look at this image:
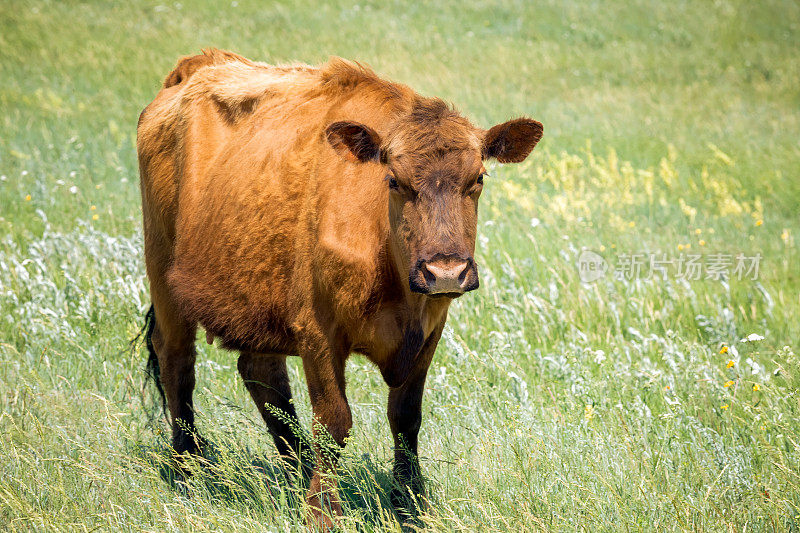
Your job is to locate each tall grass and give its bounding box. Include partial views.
[1,0,799,531]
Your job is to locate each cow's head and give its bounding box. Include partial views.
[326,98,542,298]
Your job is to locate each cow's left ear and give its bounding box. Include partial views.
[326,121,383,163]
[483,118,543,163]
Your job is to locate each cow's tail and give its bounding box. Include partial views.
[131,305,167,421]
[162,48,253,88]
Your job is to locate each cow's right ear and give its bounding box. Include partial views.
[325,121,383,163]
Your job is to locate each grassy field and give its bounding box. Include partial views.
[1,0,799,531]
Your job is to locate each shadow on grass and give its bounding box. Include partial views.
[128,438,421,530]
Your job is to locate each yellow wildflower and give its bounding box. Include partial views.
[781,229,789,241]
[721,404,729,410]
[664,385,671,391]
[24,194,31,202]
[677,244,684,251]
[753,383,760,391]
[720,346,729,355]
[726,360,735,369]
[699,239,706,246]
[92,214,99,221]
[628,221,635,228]
[584,404,595,421]
[90,205,96,211]
[755,219,763,227]
[695,228,702,235]
[685,243,691,250]
[724,380,734,388]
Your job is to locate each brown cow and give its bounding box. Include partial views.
[137,48,542,527]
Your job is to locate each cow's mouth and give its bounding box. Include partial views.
[427,291,464,299]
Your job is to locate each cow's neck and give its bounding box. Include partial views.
[371,236,449,388]
[383,234,450,339]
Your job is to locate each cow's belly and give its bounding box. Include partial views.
[168,144,307,352]
[168,257,298,353]
[167,207,302,354]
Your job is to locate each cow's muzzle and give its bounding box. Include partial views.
[409,254,479,297]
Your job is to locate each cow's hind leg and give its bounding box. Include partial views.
[238,352,307,476]
[150,295,200,456]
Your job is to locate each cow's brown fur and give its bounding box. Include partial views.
[137,48,542,527]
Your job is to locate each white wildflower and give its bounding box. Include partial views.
[593,350,606,364]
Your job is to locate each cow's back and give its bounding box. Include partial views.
[137,50,316,243]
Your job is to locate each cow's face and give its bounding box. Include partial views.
[326,99,542,298]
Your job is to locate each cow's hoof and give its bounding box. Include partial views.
[306,507,336,531]
[173,432,209,457]
[305,495,341,531]
[390,486,429,525]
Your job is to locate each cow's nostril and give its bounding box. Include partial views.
[420,262,437,285]
[457,260,470,284]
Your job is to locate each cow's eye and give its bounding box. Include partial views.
[387,175,399,190]
[477,172,486,185]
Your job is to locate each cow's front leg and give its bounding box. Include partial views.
[388,369,428,505]
[301,338,351,529]
[387,322,443,514]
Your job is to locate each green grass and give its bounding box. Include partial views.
[1,0,799,531]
